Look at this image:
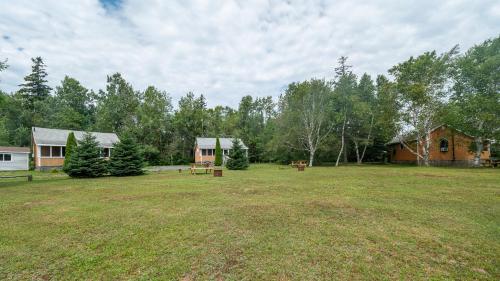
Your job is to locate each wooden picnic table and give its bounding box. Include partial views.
[190,163,214,175]
[291,160,308,168]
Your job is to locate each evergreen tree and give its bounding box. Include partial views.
[66,133,108,178]
[63,132,77,172]
[18,57,52,109]
[226,138,249,170]
[108,135,144,176]
[214,137,222,166]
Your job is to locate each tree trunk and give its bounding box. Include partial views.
[335,109,347,167]
[473,137,483,167]
[353,140,361,164]
[359,114,374,164]
[309,149,315,167]
[423,132,431,167]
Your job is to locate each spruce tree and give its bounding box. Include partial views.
[18,57,52,109]
[214,137,223,166]
[63,132,77,173]
[226,138,249,170]
[108,135,144,176]
[66,133,108,178]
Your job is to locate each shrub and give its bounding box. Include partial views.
[214,137,223,166]
[65,132,108,178]
[226,138,249,170]
[63,132,77,173]
[108,135,144,176]
[142,145,161,166]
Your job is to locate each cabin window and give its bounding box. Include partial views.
[101,148,111,158]
[0,154,12,161]
[51,146,62,157]
[440,139,449,152]
[223,149,228,155]
[202,149,207,156]
[41,146,51,157]
[400,143,404,150]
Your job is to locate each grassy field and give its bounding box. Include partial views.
[0,165,498,280]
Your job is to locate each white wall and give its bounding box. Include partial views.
[0,153,29,171]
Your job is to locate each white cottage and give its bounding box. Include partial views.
[0,146,30,171]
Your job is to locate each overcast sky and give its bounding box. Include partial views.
[0,0,499,107]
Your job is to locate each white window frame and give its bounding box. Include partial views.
[0,153,12,162]
[40,145,66,158]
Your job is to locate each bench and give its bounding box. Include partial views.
[0,175,33,181]
[481,159,500,168]
[190,163,214,175]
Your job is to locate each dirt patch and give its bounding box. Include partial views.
[416,173,451,178]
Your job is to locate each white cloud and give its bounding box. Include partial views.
[0,0,498,107]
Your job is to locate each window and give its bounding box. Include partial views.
[223,149,228,155]
[52,146,62,157]
[440,139,449,152]
[202,149,207,156]
[400,143,404,150]
[0,154,12,161]
[41,146,51,157]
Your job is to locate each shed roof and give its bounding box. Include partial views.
[0,146,30,153]
[32,127,119,147]
[196,137,248,150]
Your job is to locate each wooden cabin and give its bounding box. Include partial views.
[387,125,490,166]
[194,137,248,164]
[32,127,119,171]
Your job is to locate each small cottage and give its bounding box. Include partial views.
[0,146,30,171]
[387,125,490,166]
[32,127,119,171]
[194,137,248,164]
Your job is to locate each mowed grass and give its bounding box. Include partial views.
[0,165,498,280]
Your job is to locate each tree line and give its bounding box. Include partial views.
[0,35,498,166]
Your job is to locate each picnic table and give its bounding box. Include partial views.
[481,159,499,168]
[291,160,308,168]
[190,163,214,175]
[0,174,33,181]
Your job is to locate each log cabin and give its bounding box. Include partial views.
[387,125,490,166]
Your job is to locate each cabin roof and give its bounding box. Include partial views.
[0,146,30,153]
[32,127,119,147]
[196,137,248,150]
[386,124,476,145]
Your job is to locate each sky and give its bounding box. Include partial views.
[0,0,499,107]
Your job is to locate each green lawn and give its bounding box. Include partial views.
[0,165,498,280]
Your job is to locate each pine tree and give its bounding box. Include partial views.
[63,132,77,173]
[66,132,108,178]
[226,138,249,170]
[18,57,52,109]
[214,137,223,166]
[108,134,144,176]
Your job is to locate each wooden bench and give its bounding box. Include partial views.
[0,175,33,181]
[291,160,307,168]
[190,163,214,175]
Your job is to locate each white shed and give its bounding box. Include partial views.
[0,146,30,171]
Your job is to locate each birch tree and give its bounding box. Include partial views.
[448,36,500,166]
[279,79,334,166]
[389,46,458,166]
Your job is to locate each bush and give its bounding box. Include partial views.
[226,138,249,170]
[108,135,144,176]
[142,145,161,166]
[214,137,223,166]
[65,133,108,178]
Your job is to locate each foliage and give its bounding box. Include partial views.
[108,135,144,176]
[226,138,249,170]
[63,132,77,173]
[214,137,223,166]
[18,57,52,110]
[142,144,161,166]
[65,133,108,178]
